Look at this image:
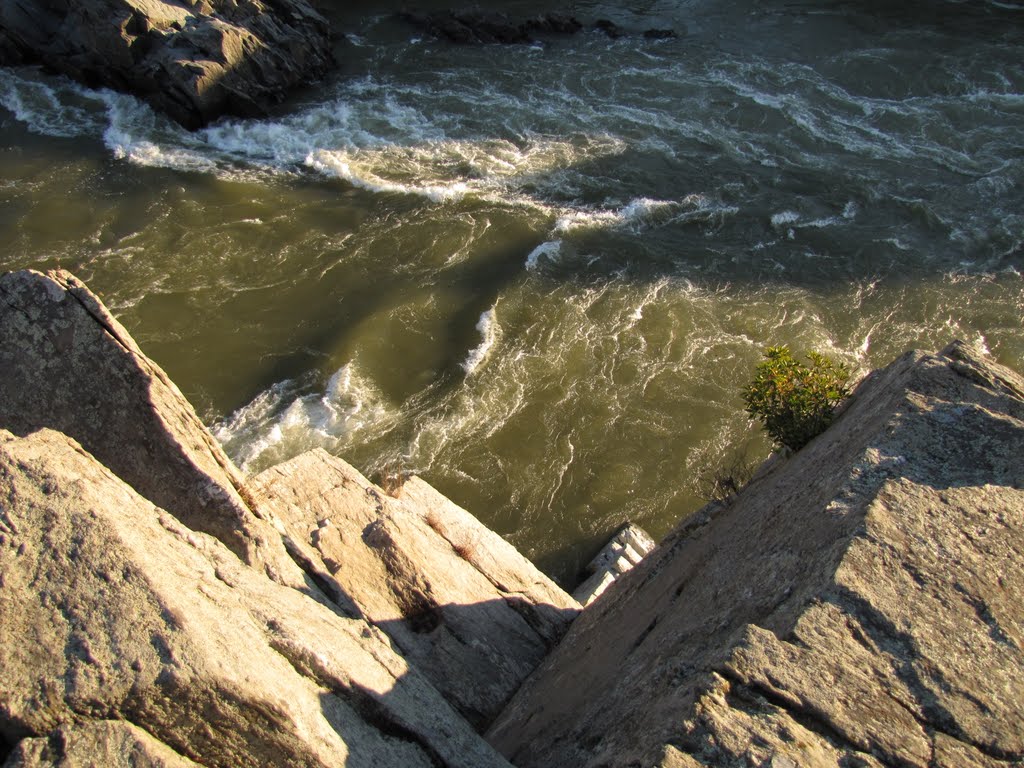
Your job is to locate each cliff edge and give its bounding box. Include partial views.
[487,341,1024,767]
[0,269,577,767]
[1,267,1022,767]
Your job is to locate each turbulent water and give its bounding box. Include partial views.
[1,0,1022,582]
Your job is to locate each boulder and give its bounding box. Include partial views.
[593,19,623,39]
[249,450,580,729]
[487,342,1024,767]
[0,269,304,588]
[0,0,333,129]
[0,427,512,768]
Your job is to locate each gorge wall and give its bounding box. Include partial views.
[1,268,1022,767]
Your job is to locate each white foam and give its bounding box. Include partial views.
[306,149,469,203]
[462,307,500,374]
[0,71,102,137]
[771,210,801,227]
[525,240,563,270]
[212,363,396,473]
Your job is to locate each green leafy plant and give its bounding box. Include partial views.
[742,346,851,452]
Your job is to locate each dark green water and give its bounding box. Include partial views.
[2,0,1021,583]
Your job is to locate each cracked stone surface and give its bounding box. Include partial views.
[487,341,1024,768]
[0,269,305,587]
[0,0,332,128]
[0,268,576,766]
[249,450,580,730]
[0,428,511,768]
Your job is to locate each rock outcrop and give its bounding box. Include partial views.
[3,264,1023,767]
[0,0,333,129]
[4,721,202,768]
[487,341,1024,768]
[396,11,678,46]
[0,269,303,585]
[250,450,579,729]
[0,427,509,768]
[0,268,578,766]
[398,11,582,45]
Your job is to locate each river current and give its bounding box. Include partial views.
[1,0,1021,582]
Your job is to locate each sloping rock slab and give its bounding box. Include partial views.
[0,428,512,768]
[487,341,1024,768]
[0,0,332,129]
[250,450,580,730]
[0,269,303,587]
[3,721,200,768]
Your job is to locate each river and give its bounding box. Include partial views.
[1,0,1021,583]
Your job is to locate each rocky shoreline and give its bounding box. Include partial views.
[1,269,1023,767]
[0,0,333,129]
[0,3,679,128]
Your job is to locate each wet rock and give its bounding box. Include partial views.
[487,342,1024,767]
[0,0,333,129]
[250,450,580,729]
[399,11,581,45]
[524,14,584,36]
[594,19,623,39]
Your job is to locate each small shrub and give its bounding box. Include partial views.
[376,458,409,499]
[742,346,850,452]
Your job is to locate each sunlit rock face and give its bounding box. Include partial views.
[0,427,509,768]
[0,0,333,128]
[250,450,580,729]
[488,341,1024,768]
[0,269,580,766]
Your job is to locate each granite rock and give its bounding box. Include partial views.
[0,0,333,128]
[0,269,303,587]
[487,341,1024,768]
[3,721,201,768]
[249,450,579,729]
[0,427,512,768]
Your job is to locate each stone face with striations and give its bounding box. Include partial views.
[0,427,512,768]
[249,450,580,730]
[3,721,202,768]
[487,341,1024,768]
[0,269,304,586]
[0,0,333,128]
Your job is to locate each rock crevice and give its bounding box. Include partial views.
[0,269,578,767]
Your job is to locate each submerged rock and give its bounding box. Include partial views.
[488,341,1024,767]
[0,0,333,129]
[398,11,583,44]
